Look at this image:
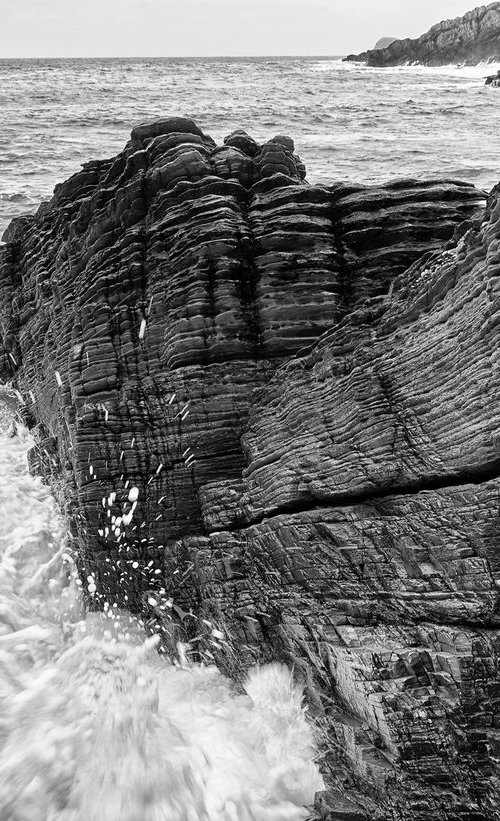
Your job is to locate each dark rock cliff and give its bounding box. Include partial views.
[1,117,499,819]
[345,2,500,66]
[485,68,500,83]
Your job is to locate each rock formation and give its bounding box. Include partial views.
[345,2,500,66]
[1,117,499,819]
[485,68,500,84]
[373,37,397,50]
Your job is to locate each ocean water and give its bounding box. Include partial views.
[0,56,499,237]
[0,393,323,820]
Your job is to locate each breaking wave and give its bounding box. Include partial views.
[0,392,323,820]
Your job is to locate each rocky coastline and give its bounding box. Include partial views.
[1,117,500,819]
[345,1,500,67]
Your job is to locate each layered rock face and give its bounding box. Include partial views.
[345,2,500,66]
[0,117,497,819]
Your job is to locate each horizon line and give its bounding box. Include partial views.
[0,53,347,61]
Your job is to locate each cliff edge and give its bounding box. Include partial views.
[345,2,500,66]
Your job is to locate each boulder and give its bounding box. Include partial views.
[485,68,500,85]
[1,119,498,819]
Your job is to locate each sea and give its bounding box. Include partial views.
[0,396,323,820]
[0,56,499,820]
[1,56,499,237]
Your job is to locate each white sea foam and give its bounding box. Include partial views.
[0,394,323,820]
[312,57,500,79]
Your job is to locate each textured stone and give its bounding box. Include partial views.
[314,788,368,819]
[345,2,500,66]
[0,118,496,819]
[485,69,500,86]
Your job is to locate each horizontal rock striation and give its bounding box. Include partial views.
[345,2,500,66]
[0,118,497,819]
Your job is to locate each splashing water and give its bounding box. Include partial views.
[0,395,323,820]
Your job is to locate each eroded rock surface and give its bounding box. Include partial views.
[0,117,497,819]
[345,2,500,66]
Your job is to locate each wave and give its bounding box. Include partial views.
[0,192,30,202]
[309,58,345,72]
[319,58,500,80]
[0,403,324,820]
[63,117,129,127]
[398,61,500,79]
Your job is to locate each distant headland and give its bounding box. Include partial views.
[345,1,500,66]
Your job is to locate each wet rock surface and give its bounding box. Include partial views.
[373,37,398,51]
[0,117,498,819]
[485,69,500,85]
[346,2,500,66]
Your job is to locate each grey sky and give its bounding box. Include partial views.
[0,0,486,57]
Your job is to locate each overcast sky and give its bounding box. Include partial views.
[0,0,485,58]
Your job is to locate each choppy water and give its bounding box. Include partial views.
[0,393,323,820]
[1,56,499,237]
